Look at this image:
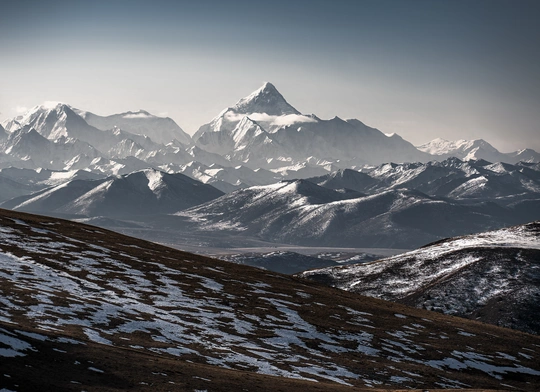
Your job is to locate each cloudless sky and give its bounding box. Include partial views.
[1,0,540,151]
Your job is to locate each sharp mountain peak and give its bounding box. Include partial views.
[232,82,300,116]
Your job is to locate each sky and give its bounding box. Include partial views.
[1,0,539,152]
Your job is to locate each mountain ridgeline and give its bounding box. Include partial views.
[2,83,538,180]
[1,84,540,250]
[299,221,540,335]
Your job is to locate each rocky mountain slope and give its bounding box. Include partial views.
[177,179,529,248]
[1,84,540,260]
[76,108,192,145]
[1,208,540,391]
[193,82,430,168]
[300,221,540,335]
[309,158,540,203]
[418,138,540,164]
[2,156,538,252]
[1,84,539,193]
[1,169,223,218]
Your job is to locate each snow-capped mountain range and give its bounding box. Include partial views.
[417,137,540,163]
[2,82,537,187]
[1,83,540,252]
[193,82,430,168]
[175,177,534,249]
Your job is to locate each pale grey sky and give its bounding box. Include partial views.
[1,0,539,152]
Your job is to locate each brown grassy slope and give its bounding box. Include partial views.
[0,208,539,391]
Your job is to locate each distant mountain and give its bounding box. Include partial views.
[1,169,223,217]
[0,166,91,186]
[0,174,36,202]
[509,148,540,162]
[218,251,341,275]
[1,208,539,391]
[418,137,540,164]
[309,157,540,203]
[1,126,101,170]
[77,108,192,145]
[308,168,378,193]
[0,103,198,175]
[300,221,540,335]
[5,103,121,152]
[193,83,430,168]
[0,167,102,201]
[0,103,177,172]
[178,180,521,248]
[2,89,539,195]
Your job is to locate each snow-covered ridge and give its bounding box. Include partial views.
[2,83,539,188]
[300,221,540,334]
[1,168,224,217]
[417,137,540,163]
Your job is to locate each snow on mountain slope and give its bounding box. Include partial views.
[417,138,538,164]
[1,117,21,132]
[310,158,540,202]
[61,154,159,176]
[159,161,277,193]
[3,104,171,162]
[1,169,223,217]
[193,83,430,168]
[1,209,539,390]
[1,127,102,170]
[78,109,192,145]
[509,148,540,163]
[270,117,430,167]
[300,221,540,334]
[178,181,516,248]
[186,145,235,167]
[230,82,301,116]
[0,167,103,193]
[193,82,300,141]
[8,103,118,150]
[418,138,498,156]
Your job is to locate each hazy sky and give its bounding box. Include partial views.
[1,0,539,152]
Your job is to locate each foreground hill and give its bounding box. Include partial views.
[300,222,540,335]
[0,209,539,391]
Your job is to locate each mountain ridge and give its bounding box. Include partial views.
[299,221,540,334]
[2,84,539,183]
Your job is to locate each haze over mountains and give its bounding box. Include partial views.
[1,83,540,254]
